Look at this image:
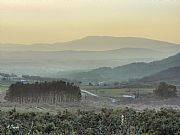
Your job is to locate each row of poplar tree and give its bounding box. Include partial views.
[5,81,81,104]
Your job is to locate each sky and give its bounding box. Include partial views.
[0,0,180,44]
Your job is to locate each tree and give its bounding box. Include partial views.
[154,82,177,98]
[88,82,93,86]
[5,80,81,104]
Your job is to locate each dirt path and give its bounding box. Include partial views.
[81,89,99,97]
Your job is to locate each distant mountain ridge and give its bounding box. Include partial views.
[64,53,180,83]
[1,36,180,52]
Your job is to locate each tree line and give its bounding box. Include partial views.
[5,81,81,104]
[154,82,177,98]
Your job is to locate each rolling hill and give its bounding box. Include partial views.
[139,66,180,84]
[63,53,180,83]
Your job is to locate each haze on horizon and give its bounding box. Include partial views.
[0,0,180,45]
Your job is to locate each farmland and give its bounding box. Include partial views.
[81,86,154,97]
[0,84,180,112]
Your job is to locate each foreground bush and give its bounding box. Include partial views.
[0,108,179,135]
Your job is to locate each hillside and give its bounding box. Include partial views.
[139,66,180,84]
[64,53,180,83]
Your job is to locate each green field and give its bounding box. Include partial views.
[0,84,9,91]
[81,85,154,97]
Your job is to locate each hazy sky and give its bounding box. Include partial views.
[0,0,180,44]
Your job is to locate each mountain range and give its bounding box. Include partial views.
[0,36,180,76]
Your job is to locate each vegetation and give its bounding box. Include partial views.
[0,108,179,135]
[154,82,177,98]
[5,81,81,104]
